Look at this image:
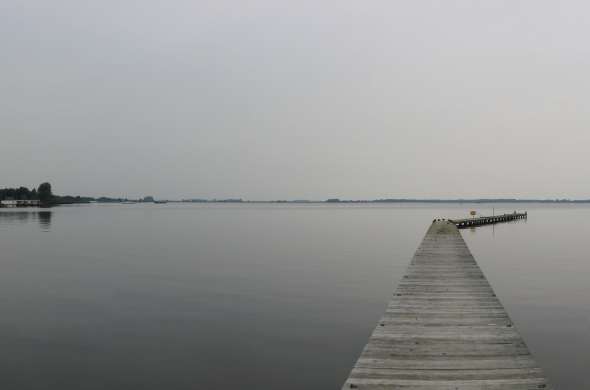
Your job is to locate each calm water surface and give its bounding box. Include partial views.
[0,204,588,389]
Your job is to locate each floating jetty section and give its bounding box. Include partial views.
[342,219,551,390]
[450,212,527,229]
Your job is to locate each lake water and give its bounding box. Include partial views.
[0,203,588,389]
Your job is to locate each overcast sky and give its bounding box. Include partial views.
[2,1,590,200]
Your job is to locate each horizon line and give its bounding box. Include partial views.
[85,196,590,204]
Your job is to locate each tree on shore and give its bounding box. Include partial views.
[38,182,53,204]
[1,186,36,200]
[1,182,92,205]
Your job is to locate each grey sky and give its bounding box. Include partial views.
[2,1,589,200]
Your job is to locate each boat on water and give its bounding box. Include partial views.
[154,200,168,204]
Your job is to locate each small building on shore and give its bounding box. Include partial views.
[0,199,41,207]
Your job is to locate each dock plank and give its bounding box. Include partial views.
[342,220,551,389]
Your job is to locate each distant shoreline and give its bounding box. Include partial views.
[94,198,590,204]
[5,182,590,206]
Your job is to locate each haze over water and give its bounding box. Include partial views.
[0,203,587,389]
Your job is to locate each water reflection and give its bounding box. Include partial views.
[0,210,52,230]
[38,211,52,230]
[0,204,586,389]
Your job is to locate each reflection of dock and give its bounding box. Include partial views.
[0,210,51,230]
[342,220,551,389]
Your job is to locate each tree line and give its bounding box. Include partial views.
[0,182,94,205]
[0,182,52,202]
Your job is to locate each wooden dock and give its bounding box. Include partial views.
[342,220,551,389]
[450,212,527,229]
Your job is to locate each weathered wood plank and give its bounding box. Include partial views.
[342,220,551,389]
